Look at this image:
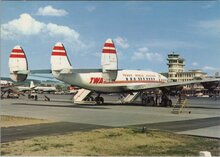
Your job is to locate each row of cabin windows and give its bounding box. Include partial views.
[125,77,156,81]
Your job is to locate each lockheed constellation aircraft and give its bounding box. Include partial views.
[8,39,220,104]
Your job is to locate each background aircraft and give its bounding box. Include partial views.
[17,81,57,93]
[30,81,57,93]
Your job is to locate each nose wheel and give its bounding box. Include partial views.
[95,95,104,104]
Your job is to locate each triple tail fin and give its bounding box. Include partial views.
[50,42,73,72]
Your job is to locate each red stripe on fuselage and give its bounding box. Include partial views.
[102,49,116,54]
[10,54,25,58]
[89,79,165,85]
[12,49,23,53]
[52,52,66,56]
[53,46,65,50]
[102,80,163,84]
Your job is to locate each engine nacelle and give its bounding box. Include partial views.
[8,46,28,82]
[201,82,219,91]
[161,86,183,95]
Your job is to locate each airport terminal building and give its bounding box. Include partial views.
[161,53,219,95]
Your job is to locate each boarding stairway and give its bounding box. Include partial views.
[171,97,189,114]
[122,92,141,103]
[73,89,92,103]
[73,90,143,104]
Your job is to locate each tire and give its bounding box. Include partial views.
[168,100,172,107]
[95,97,100,105]
[100,97,104,104]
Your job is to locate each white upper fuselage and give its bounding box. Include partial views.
[53,70,168,93]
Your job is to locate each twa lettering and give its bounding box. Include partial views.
[89,77,104,84]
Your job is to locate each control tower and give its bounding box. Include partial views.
[167,52,185,82]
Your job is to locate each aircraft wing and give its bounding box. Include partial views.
[72,69,102,73]
[16,69,52,75]
[17,69,103,75]
[125,78,220,91]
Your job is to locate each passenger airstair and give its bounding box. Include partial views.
[122,92,141,103]
[171,97,189,114]
[73,89,92,103]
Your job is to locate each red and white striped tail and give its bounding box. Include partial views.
[102,39,116,54]
[101,39,118,82]
[101,38,118,71]
[50,42,72,71]
[8,45,28,82]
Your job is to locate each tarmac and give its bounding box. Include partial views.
[1,94,220,142]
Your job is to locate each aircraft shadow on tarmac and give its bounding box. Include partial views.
[11,102,157,109]
[12,103,109,110]
[10,100,220,110]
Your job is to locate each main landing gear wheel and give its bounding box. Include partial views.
[95,96,104,105]
[161,94,172,107]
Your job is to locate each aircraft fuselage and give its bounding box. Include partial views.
[53,70,168,93]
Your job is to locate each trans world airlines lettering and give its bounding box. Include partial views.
[90,77,104,84]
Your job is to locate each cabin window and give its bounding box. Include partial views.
[143,78,145,80]
[126,78,128,81]
[134,78,136,81]
[130,78,132,81]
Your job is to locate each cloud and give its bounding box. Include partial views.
[146,40,201,49]
[1,13,45,39]
[202,66,219,71]
[46,23,80,43]
[195,20,220,34]
[131,47,163,62]
[1,13,83,46]
[86,6,96,12]
[192,62,199,66]
[202,1,217,9]
[114,37,129,49]
[37,5,68,16]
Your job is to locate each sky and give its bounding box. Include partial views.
[1,1,220,79]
